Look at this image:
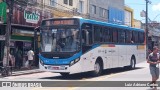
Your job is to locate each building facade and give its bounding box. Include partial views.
[142,23,160,50]
[124,6,134,27]
[41,0,125,24]
[0,1,53,67]
[133,19,142,29]
[89,0,124,24]
[39,0,89,18]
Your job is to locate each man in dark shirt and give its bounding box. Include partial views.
[147,46,160,88]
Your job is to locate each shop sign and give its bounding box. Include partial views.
[24,10,40,24]
[109,7,124,25]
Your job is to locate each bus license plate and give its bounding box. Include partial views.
[60,66,65,70]
[48,66,65,70]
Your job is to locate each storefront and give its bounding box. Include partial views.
[0,24,35,67]
[0,3,53,68]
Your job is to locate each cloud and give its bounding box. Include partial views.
[152,3,160,11]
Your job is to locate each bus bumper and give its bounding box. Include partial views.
[39,62,70,73]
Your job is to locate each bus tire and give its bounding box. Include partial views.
[60,73,69,77]
[129,57,136,69]
[91,60,103,76]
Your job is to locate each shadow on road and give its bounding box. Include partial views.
[40,67,144,80]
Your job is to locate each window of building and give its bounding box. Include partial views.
[91,5,96,14]
[64,0,68,5]
[99,7,107,17]
[50,0,56,6]
[69,0,73,6]
[79,1,84,13]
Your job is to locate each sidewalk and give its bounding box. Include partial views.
[11,68,43,76]
[0,67,43,77]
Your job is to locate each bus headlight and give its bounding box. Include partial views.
[70,61,75,66]
[69,58,80,66]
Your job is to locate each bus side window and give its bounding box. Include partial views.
[132,31,138,43]
[139,32,145,44]
[82,23,93,45]
[82,29,86,45]
[126,31,132,43]
[112,29,118,43]
[118,30,126,43]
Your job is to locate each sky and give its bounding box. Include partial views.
[125,0,160,22]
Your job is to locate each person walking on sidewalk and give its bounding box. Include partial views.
[147,46,160,88]
[27,48,34,69]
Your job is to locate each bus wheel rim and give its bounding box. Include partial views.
[131,59,135,68]
[94,63,100,73]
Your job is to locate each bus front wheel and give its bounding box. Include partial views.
[91,61,103,76]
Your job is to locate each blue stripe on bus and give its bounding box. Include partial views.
[39,51,82,65]
[79,18,144,32]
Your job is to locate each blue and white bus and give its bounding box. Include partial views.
[39,17,146,76]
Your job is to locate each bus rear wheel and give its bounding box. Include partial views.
[91,61,103,76]
[129,57,136,69]
[60,73,69,77]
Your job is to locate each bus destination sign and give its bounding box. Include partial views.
[43,19,78,26]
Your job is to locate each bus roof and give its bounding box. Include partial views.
[42,17,144,32]
[78,18,144,32]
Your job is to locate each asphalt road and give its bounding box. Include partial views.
[0,61,158,90]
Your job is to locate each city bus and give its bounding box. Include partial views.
[38,17,146,76]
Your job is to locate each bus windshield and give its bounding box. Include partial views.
[41,27,80,52]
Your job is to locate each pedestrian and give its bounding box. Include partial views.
[27,48,34,69]
[147,46,160,88]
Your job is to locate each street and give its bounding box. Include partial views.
[0,61,158,90]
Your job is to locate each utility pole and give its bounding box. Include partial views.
[2,0,14,75]
[145,0,150,54]
[3,0,28,67]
